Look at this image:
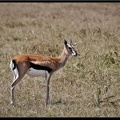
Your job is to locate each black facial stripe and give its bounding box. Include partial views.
[68,46,74,53]
[30,62,53,73]
[70,48,73,53]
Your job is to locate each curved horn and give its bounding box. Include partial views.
[69,39,73,45]
[73,42,79,46]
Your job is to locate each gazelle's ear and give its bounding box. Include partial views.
[64,39,67,46]
[69,39,73,45]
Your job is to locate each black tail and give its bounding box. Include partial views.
[12,60,17,70]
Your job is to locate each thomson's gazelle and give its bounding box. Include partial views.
[10,39,77,105]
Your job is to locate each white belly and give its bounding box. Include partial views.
[27,68,46,77]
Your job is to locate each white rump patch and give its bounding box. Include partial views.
[10,60,14,70]
[10,60,19,80]
[27,68,46,77]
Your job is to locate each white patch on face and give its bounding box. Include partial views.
[67,44,77,56]
[72,51,77,56]
[27,68,46,77]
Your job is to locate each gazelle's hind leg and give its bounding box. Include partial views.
[10,68,19,105]
[10,61,29,105]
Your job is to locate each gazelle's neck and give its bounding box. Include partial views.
[58,46,70,67]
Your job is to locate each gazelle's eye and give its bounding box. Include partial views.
[68,47,72,50]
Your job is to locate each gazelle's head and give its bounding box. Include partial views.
[64,39,77,57]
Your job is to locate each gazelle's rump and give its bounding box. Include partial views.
[10,60,19,81]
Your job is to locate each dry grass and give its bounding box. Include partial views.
[0,3,120,117]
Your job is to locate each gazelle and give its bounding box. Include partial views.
[10,39,77,106]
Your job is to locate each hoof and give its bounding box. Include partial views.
[10,101,14,106]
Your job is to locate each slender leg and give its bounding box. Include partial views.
[10,62,29,105]
[10,71,27,106]
[10,83,16,106]
[10,63,28,106]
[10,86,15,105]
[45,71,51,105]
[10,67,19,105]
[11,77,21,105]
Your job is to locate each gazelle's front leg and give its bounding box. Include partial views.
[45,71,51,105]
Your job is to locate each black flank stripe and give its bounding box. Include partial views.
[30,62,53,73]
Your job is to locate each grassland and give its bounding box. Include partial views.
[0,3,120,117]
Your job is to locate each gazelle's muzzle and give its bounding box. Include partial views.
[72,50,77,57]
